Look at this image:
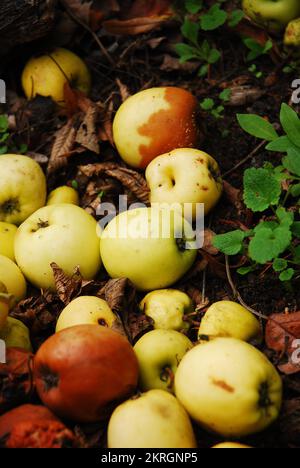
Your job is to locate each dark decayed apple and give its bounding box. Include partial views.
[33,325,139,423]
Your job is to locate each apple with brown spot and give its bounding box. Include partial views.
[113,87,200,169]
[33,325,139,423]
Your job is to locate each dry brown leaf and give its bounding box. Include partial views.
[64,0,92,24]
[160,55,199,73]
[202,229,218,256]
[75,105,100,154]
[115,79,131,102]
[51,263,83,305]
[225,86,265,107]
[47,118,77,174]
[104,15,171,35]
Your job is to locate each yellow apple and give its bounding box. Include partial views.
[56,296,117,332]
[0,155,46,225]
[113,87,199,169]
[284,18,300,47]
[198,301,262,343]
[0,222,17,261]
[100,207,197,291]
[242,0,300,33]
[14,204,101,291]
[146,148,223,218]
[175,338,282,438]
[0,281,10,331]
[140,289,193,331]
[0,256,26,305]
[134,329,193,393]
[108,389,197,448]
[212,442,252,449]
[47,186,79,206]
[22,48,91,105]
[0,317,32,351]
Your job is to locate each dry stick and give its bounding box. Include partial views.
[59,0,115,67]
[222,140,266,179]
[225,255,298,340]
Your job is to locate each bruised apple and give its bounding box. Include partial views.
[113,87,200,169]
[108,390,197,448]
[33,325,139,423]
[56,296,117,332]
[6,420,78,448]
[22,48,91,105]
[0,155,46,225]
[14,204,101,290]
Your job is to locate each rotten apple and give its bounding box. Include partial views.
[33,324,139,423]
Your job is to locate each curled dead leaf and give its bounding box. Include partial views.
[51,263,83,305]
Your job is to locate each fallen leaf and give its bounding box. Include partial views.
[51,263,83,305]
[47,117,78,174]
[202,229,218,256]
[64,0,92,24]
[75,105,100,154]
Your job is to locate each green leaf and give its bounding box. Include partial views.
[213,230,246,256]
[0,115,8,133]
[291,184,300,197]
[228,9,244,27]
[237,266,254,276]
[249,227,292,264]
[266,136,297,153]
[244,38,272,61]
[293,245,300,262]
[185,0,203,14]
[280,103,300,148]
[243,168,281,212]
[0,146,8,155]
[276,207,294,227]
[175,43,200,62]
[273,258,288,272]
[279,268,295,282]
[254,221,279,232]
[283,147,300,176]
[207,48,221,64]
[181,18,200,46]
[237,114,278,141]
[200,4,227,31]
[219,89,231,102]
[200,98,215,111]
[292,222,300,238]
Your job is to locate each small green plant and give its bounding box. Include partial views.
[243,38,273,61]
[175,1,244,77]
[0,114,27,155]
[213,103,300,283]
[200,89,231,119]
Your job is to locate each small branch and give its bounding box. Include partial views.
[222,140,266,179]
[60,0,115,67]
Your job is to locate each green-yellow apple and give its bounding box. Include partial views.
[212,442,252,449]
[175,338,282,438]
[56,296,117,332]
[242,0,300,33]
[100,207,197,291]
[0,281,10,331]
[140,289,193,331]
[14,204,101,291]
[198,301,262,343]
[146,148,223,218]
[284,18,300,47]
[0,317,32,351]
[113,87,199,169]
[108,389,197,448]
[47,186,79,206]
[0,255,27,305]
[22,48,91,105]
[134,329,193,393]
[0,155,46,225]
[0,222,17,261]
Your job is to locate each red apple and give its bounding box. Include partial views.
[33,325,139,423]
[6,420,78,448]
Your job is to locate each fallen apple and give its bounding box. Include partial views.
[14,204,101,291]
[198,301,262,343]
[284,17,300,47]
[140,289,193,331]
[146,148,223,218]
[56,296,117,332]
[175,338,282,438]
[22,48,91,105]
[100,207,197,291]
[134,329,193,393]
[113,87,199,169]
[0,317,32,351]
[34,324,139,423]
[242,0,300,33]
[0,222,17,261]
[0,155,46,225]
[47,186,79,206]
[0,255,26,305]
[6,420,78,448]
[107,389,197,448]
[212,442,252,448]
